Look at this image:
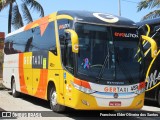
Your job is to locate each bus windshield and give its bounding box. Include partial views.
[75,23,143,84]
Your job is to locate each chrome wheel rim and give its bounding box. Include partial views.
[12,82,16,94]
[51,91,57,106]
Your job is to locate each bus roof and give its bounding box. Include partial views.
[7,10,137,37]
[136,17,160,26]
[57,10,137,28]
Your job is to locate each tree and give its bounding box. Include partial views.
[137,0,160,20]
[0,0,44,33]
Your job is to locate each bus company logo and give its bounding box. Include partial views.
[73,44,79,51]
[146,70,160,91]
[113,93,118,98]
[114,32,138,38]
[59,24,70,30]
[104,86,129,93]
[93,13,119,23]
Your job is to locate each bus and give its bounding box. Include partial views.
[2,10,155,112]
[137,18,160,106]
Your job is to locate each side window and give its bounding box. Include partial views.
[30,22,57,55]
[57,19,73,73]
[4,29,32,54]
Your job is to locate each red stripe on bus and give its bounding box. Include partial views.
[19,53,28,93]
[74,78,91,89]
[81,80,91,89]
[35,69,48,99]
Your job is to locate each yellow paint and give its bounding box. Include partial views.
[49,12,57,22]
[145,50,160,91]
[47,69,60,100]
[23,52,32,95]
[43,58,47,69]
[31,23,39,29]
[142,35,157,58]
[57,15,73,20]
[65,29,79,53]
[23,69,32,95]
[146,24,150,37]
[146,82,160,92]
[146,50,160,81]
[62,70,74,106]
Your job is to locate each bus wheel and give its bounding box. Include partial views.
[158,89,160,107]
[49,87,65,112]
[11,78,20,97]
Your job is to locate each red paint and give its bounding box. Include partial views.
[19,53,28,93]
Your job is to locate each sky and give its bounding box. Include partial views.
[0,0,153,35]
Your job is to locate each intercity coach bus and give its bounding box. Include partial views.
[3,10,156,112]
[137,18,160,106]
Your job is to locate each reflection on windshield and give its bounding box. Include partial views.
[76,23,115,80]
[75,23,142,84]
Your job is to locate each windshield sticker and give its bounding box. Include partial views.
[59,24,70,30]
[114,32,138,38]
[93,13,119,23]
[82,58,90,69]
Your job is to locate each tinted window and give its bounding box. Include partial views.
[57,19,73,73]
[31,22,56,53]
[4,29,32,54]
[4,22,57,55]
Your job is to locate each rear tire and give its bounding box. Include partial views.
[11,79,20,97]
[49,87,65,112]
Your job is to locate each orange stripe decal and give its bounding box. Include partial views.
[24,16,49,31]
[74,78,91,89]
[19,53,28,93]
[35,69,48,99]
[74,78,81,86]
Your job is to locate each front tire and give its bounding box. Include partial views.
[11,79,20,97]
[49,87,65,112]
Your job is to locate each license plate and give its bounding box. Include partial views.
[109,101,121,106]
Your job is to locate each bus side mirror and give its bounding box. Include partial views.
[141,35,157,58]
[65,29,79,53]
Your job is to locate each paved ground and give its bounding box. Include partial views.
[0,89,160,120]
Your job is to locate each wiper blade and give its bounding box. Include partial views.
[96,45,110,82]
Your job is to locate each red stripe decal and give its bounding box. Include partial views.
[35,69,48,99]
[19,53,28,93]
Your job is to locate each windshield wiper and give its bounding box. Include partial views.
[96,44,110,82]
